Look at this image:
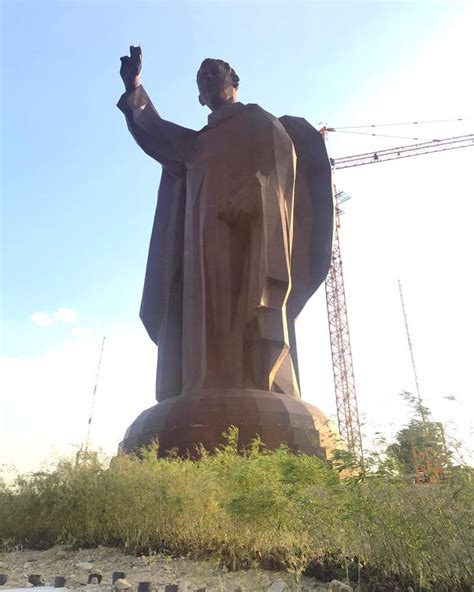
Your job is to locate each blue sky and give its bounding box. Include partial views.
[1,1,473,472]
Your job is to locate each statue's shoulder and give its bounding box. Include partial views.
[243,103,278,122]
[278,115,326,160]
[279,115,322,138]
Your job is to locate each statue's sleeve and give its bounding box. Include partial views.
[279,116,334,317]
[117,86,196,172]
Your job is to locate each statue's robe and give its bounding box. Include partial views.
[118,87,333,401]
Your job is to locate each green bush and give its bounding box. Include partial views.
[1,432,472,590]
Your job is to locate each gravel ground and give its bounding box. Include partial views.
[0,546,330,592]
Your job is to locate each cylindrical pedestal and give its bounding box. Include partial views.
[120,389,335,460]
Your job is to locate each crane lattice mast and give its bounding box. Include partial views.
[325,190,364,460]
[322,131,473,458]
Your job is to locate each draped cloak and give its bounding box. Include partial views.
[118,87,333,401]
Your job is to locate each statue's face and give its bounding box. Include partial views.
[197,60,236,111]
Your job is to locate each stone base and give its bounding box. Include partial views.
[119,389,337,460]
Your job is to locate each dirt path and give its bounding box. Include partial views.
[0,546,328,592]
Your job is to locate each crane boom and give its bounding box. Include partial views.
[332,133,474,169]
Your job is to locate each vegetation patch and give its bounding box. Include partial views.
[1,427,472,590]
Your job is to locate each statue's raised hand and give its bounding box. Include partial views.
[120,46,142,93]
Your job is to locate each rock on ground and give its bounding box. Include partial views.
[75,563,94,571]
[329,581,352,592]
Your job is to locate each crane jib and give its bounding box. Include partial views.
[332,133,474,169]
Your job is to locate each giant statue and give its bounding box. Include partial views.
[118,47,336,457]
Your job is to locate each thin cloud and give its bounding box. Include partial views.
[31,308,78,327]
[54,308,78,323]
[31,312,54,327]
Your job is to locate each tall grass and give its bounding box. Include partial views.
[1,431,472,590]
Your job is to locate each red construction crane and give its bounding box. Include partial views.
[321,132,474,460]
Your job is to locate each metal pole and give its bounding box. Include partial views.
[84,336,106,452]
[398,280,425,420]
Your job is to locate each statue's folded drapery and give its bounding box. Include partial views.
[118,87,333,401]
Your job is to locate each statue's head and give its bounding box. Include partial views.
[197,58,239,111]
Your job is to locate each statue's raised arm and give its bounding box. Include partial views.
[117,46,195,170]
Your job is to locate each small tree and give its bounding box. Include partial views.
[386,391,452,482]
